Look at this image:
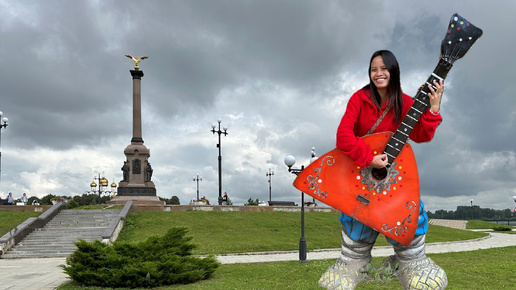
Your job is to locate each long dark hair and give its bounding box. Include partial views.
[363,50,403,123]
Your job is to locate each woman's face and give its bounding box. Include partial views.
[370,55,390,90]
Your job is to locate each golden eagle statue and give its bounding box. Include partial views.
[125,54,148,70]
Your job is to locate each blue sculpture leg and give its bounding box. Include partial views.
[339,200,429,244]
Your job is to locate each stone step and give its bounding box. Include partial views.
[18,242,93,247]
[25,230,105,237]
[8,247,78,254]
[1,250,75,258]
[2,253,72,259]
[22,237,102,243]
[30,229,104,233]
[38,225,107,229]
[23,236,102,241]
[58,209,120,214]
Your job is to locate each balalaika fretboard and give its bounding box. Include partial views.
[384,58,453,166]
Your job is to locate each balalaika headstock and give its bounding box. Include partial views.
[380,13,483,169]
[440,13,483,64]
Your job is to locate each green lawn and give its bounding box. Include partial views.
[52,210,511,289]
[467,219,515,229]
[59,245,516,290]
[0,211,41,237]
[117,211,487,255]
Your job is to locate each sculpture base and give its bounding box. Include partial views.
[117,186,156,196]
[107,195,164,206]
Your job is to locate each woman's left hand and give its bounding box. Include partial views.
[428,79,444,114]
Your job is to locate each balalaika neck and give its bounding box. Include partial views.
[383,58,453,166]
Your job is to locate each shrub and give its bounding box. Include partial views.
[67,200,79,209]
[61,227,219,288]
[493,226,512,232]
[245,197,259,205]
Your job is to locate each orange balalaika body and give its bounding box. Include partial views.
[293,13,483,247]
[293,137,419,247]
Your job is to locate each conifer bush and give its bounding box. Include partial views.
[61,227,219,288]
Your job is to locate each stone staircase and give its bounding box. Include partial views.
[1,209,121,259]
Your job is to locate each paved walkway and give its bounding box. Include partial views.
[216,232,515,264]
[2,229,516,289]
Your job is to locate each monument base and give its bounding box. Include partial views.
[107,195,164,206]
[117,186,156,196]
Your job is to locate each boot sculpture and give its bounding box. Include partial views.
[319,228,374,289]
[320,232,447,289]
[380,235,448,289]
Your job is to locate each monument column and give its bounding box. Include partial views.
[131,70,144,143]
[116,55,156,197]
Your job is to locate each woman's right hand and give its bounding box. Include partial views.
[371,154,388,169]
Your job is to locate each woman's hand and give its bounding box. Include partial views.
[428,79,444,113]
[371,154,388,169]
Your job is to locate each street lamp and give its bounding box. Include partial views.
[310,147,317,203]
[193,174,202,201]
[284,147,317,263]
[266,168,274,202]
[0,111,8,195]
[89,173,117,204]
[211,118,228,205]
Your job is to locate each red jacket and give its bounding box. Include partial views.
[336,88,442,167]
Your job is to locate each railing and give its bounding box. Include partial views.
[102,201,133,244]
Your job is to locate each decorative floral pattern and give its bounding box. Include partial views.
[306,155,335,199]
[381,201,417,237]
[359,162,400,193]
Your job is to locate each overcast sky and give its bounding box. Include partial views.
[0,0,515,211]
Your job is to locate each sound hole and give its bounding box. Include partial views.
[371,167,388,181]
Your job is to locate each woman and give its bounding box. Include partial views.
[319,50,447,290]
[21,193,28,205]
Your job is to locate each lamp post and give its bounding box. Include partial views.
[193,174,202,201]
[89,173,117,204]
[0,111,8,195]
[284,147,317,263]
[266,168,274,202]
[310,147,317,203]
[211,118,228,205]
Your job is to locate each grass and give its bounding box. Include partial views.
[0,211,41,236]
[116,211,487,255]
[467,219,515,230]
[50,211,502,289]
[58,245,516,290]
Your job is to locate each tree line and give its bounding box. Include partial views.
[427,205,515,221]
[5,193,181,207]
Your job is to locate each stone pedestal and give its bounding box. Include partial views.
[118,142,156,196]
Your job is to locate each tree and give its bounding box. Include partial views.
[170,196,180,205]
[427,206,516,221]
[245,198,259,206]
[159,196,180,205]
[40,194,57,205]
